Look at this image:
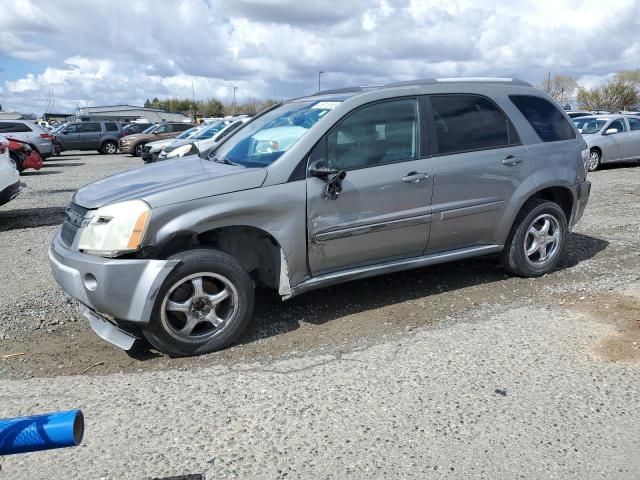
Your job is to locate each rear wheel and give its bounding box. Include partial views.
[143,249,255,357]
[588,149,601,172]
[500,199,567,277]
[100,140,118,154]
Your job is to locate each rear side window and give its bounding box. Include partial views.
[430,95,517,155]
[628,117,640,131]
[510,95,576,142]
[105,122,118,132]
[0,122,32,133]
[173,123,190,132]
[81,123,101,133]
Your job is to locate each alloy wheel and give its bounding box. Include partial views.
[524,213,561,266]
[588,151,600,171]
[160,272,238,343]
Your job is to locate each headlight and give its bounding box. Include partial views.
[166,143,197,158]
[78,200,150,257]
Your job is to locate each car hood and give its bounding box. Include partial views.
[74,157,267,209]
[162,138,193,151]
[121,133,152,143]
[146,138,177,150]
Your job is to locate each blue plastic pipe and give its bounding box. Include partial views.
[0,409,84,455]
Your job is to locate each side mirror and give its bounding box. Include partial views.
[309,161,346,200]
[604,128,619,135]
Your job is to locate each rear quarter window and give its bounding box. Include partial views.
[0,122,32,133]
[105,122,119,132]
[510,95,576,142]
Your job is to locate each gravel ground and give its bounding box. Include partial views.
[0,153,639,478]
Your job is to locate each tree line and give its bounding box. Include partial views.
[541,70,640,111]
[143,97,279,117]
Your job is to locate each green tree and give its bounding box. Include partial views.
[143,98,151,108]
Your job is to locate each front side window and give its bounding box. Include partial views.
[510,95,576,142]
[608,119,626,133]
[325,98,418,170]
[628,117,640,131]
[213,99,342,168]
[155,124,171,134]
[65,123,81,133]
[431,95,514,154]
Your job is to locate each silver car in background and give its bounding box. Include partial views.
[574,114,640,171]
[0,120,55,159]
[141,126,202,163]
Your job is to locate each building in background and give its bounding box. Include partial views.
[75,105,191,123]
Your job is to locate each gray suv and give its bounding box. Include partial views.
[0,120,55,159]
[56,121,124,154]
[49,78,591,357]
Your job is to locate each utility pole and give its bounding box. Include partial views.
[191,81,196,122]
[233,86,238,115]
[318,71,325,92]
[547,72,551,93]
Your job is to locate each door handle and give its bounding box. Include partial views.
[402,172,429,183]
[502,155,523,166]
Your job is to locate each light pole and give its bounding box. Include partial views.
[233,86,238,115]
[318,71,325,92]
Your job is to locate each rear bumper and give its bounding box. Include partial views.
[571,180,591,228]
[48,231,178,324]
[0,180,21,206]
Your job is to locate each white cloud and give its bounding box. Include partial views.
[1,0,639,113]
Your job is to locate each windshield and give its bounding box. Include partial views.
[573,117,607,134]
[194,121,228,140]
[212,100,341,168]
[177,126,199,139]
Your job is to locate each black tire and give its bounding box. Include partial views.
[100,140,118,155]
[500,199,568,277]
[10,152,24,172]
[143,249,255,357]
[133,143,145,157]
[588,148,601,172]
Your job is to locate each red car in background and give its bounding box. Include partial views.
[7,138,43,172]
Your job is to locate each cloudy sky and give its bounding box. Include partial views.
[1,0,639,114]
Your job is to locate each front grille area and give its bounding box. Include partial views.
[143,145,152,153]
[61,202,90,247]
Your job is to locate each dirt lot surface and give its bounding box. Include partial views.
[0,153,639,479]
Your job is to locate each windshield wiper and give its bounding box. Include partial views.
[212,157,241,166]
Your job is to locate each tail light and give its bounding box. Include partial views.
[40,133,52,139]
[0,139,7,155]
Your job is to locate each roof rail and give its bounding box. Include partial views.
[310,86,382,96]
[384,77,532,88]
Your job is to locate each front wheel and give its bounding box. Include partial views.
[500,199,567,277]
[143,249,255,357]
[133,143,145,157]
[588,149,601,172]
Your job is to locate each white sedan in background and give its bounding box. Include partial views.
[573,114,640,171]
[0,135,21,206]
[158,117,251,161]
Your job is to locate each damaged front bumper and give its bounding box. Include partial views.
[49,231,178,348]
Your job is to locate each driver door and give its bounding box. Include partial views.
[306,98,434,275]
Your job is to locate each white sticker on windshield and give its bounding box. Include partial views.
[312,101,341,110]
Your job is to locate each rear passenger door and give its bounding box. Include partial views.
[426,94,531,253]
[78,122,102,149]
[627,117,640,160]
